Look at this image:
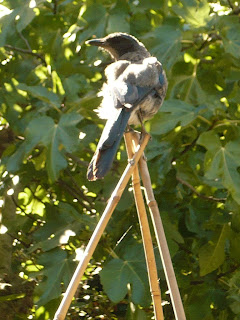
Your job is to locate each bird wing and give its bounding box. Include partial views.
[110,58,163,110]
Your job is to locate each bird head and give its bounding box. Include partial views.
[86,32,149,60]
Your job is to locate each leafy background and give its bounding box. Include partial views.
[0,0,240,319]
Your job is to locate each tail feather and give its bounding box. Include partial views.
[87,109,131,181]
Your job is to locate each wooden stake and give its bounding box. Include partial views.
[135,134,187,320]
[53,134,150,320]
[124,131,164,320]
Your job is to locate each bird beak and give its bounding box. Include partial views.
[86,38,106,47]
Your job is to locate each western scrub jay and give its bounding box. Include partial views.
[86,32,168,181]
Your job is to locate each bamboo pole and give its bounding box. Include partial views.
[53,133,150,320]
[130,133,186,320]
[124,131,164,320]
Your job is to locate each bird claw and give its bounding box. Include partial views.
[126,124,134,132]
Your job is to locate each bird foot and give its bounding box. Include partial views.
[126,124,134,132]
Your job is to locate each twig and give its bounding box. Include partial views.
[197,115,212,126]
[14,13,32,51]
[28,187,46,205]
[4,45,46,65]
[10,194,36,221]
[58,178,91,208]
[231,7,240,14]
[53,0,58,14]
[198,33,221,51]
[227,0,234,9]
[190,264,240,286]
[200,58,215,64]
[176,176,226,202]
[64,169,93,203]
[180,137,199,157]
[171,137,199,163]
[217,264,240,279]
[66,153,88,167]
[17,29,32,51]
[7,232,30,248]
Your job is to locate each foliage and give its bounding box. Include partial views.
[0,0,240,319]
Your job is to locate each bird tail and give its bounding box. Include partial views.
[87,108,131,181]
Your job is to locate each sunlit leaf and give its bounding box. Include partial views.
[172,0,211,28]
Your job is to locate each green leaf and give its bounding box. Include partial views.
[100,243,151,307]
[185,285,218,320]
[185,201,213,236]
[7,113,82,181]
[106,0,130,34]
[31,203,94,252]
[199,224,230,276]
[227,271,240,315]
[170,61,207,104]
[229,231,240,263]
[161,211,184,256]
[0,1,44,46]
[35,249,77,306]
[15,1,37,33]
[223,26,240,59]
[0,9,16,46]
[63,74,90,102]
[198,131,240,204]
[77,3,106,44]
[126,304,150,319]
[142,25,182,69]
[150,99,198,135]
[219,17,240,59]
[172,0,211,28]
[17,84,61,110]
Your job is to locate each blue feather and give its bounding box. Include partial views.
[87,109,131,180]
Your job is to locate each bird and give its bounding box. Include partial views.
[86,32,168,181]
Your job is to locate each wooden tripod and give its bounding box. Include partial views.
[54,131,186,320]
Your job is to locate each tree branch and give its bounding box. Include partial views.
[57,178,91,208]
[171,137,199,163]
[7,232,30,248]
[53,0,58,14]
[176,176,226,202]
[65,169,93,204]
[227,0,234,10]
[4,45,46,65]
[10,194,38,222]
[217,263,240,279]
[17,29,32,51]
[66,152,88,167]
